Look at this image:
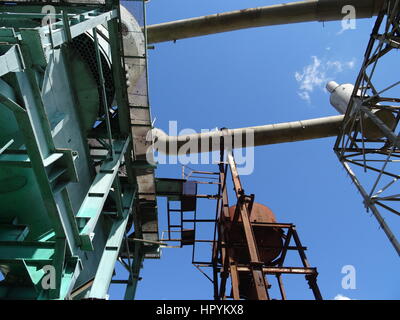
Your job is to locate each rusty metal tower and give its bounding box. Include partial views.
[157,147,322,300]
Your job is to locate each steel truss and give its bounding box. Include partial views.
[334,0,400,256]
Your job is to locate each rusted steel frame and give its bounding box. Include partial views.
[225,243,306,250]
[216,156,242,300]
[195,263,215,268]
[180,209,183,248]
[227,153,261,262]
[190,175,220,180]
[230,263,240,300]
[235,266,317,275]
[211,168,223,300]
[193,260,217,265]
[306,276,323,300]
[183,219,216,223]
[216,163,229,299]
[218,164,241,300]
[194,181,222,187]
[291,228,311,268]
[191,208,197,260]
[276,274,287,300]
[190,170,221,175]
[250,222,294,228]
[277,228,293,267]
[194,264,214,283]
[232,194,255,224]
[218,246,240,300]
[218,247,229,299]
[211,232,220,299]
[291,228,323,300]
[195,194,221,198]
[227,151,269,300]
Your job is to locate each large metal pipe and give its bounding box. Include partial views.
[151,115,344,155]
[147,0,384,43]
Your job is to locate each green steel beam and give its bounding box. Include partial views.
[123,243,144,300]
[76,138,130,250]
[50,238,66,299]
[0,94,74,247]
[93,26,114,158]
[0,241,55,260]
[38,9,118,49]
[88,186,135,299]
[0,152,31,168]
[0,65,83,299]
[0,28,19,44]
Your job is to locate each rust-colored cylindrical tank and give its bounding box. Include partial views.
[228,202,283,299]
[228,202,283,264]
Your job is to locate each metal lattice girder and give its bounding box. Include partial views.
[334,0,400,256]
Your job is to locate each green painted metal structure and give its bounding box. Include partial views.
[0,0,159,299]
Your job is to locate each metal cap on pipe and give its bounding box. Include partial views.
[326,81,339,93]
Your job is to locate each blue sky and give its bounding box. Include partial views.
[110,0,400,300]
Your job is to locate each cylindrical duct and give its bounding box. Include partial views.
[147,0,384,43]
[151,115,344,155]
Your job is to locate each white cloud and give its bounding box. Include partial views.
[298,91,311,102]
[334,294,352,300]
[295,56,356,103]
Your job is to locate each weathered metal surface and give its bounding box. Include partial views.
[228,203,283,265]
